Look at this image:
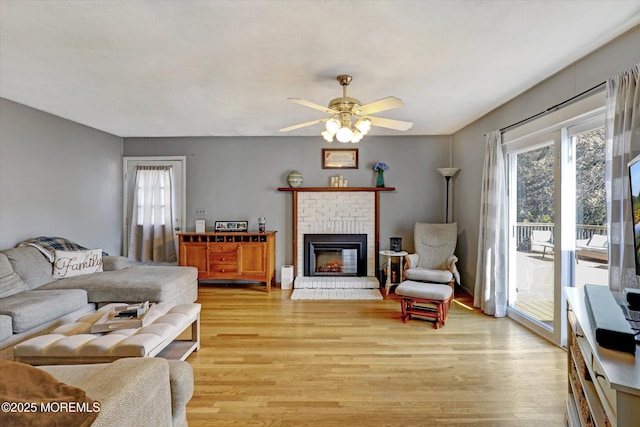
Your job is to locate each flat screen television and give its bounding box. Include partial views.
[628,154,640,276]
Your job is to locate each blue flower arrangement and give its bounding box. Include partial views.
[372,162,388,172]
[373,162,388,187]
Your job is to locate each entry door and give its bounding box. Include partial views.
[122,157,186,259]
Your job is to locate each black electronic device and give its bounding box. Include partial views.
[584,284,636,354]
[115,309,137,318]
[626,287,640,310]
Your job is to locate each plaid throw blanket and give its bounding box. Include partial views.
[19,237,93,262]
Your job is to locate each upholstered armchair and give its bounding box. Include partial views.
[403,222,460,294]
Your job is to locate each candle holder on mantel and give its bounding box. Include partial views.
[437,168,460,224]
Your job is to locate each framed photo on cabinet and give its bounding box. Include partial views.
[214,221,248,232]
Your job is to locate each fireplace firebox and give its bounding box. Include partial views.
[304,234,367,277]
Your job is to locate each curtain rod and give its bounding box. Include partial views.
[497,81,606,134]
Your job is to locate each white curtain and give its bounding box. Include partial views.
[128,166,177,263]
[605,64,640,292]
[474,130,508,317]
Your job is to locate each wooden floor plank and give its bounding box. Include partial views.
[186,284,567,426]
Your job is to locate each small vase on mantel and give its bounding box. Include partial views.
[373,162,388,188]
[287,170,304,188]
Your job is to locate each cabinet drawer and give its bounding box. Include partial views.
[592,355,617,417]
[209,243,238,253]
[209,265,238,275]
[210,252,237,264]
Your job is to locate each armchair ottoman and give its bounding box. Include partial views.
[395,280,453,328]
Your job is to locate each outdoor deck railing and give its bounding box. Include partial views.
[516,223,607,249]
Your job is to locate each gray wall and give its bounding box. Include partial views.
[124,135,450,279]
[452,25,640,294]
[0,98,123,254]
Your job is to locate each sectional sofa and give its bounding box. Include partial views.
[0,245,198,353]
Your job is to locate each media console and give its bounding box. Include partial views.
[565,287,640,426]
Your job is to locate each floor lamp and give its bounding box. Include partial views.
[437,168,460,223]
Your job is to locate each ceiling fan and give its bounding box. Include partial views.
[279,75,413,143]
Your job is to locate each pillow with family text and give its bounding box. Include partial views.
[52,248,103,279]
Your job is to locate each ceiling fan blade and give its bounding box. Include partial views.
[288,98,338,115]
[368,116,413,131]
[279,118,328,132]
[355,96,404,116]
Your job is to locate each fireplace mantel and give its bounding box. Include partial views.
[277,187,395,192]
[278,186,396,277]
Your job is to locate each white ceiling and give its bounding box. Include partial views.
[1,1,639,138]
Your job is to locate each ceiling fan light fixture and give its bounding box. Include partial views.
[281,74,412,144]
[336,126,353,143]
[355,117,371,134]
[326,117,340,134]
[351,130,363,143]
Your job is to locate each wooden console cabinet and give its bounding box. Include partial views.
[179,231,276,292]
[565,287,640,426]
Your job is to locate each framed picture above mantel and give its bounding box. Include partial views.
[322,148,358,169]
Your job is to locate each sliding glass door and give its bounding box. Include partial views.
[507,139,557,333]
[504,96,606,345]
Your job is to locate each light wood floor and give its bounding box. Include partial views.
[186,284,567,426]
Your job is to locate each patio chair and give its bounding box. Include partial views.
[576,234,608,263]
[531,230,554,258]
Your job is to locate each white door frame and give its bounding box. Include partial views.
[122,156,187,258]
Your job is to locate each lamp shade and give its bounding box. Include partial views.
[437,167,460,178]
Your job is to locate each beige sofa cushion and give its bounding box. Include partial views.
[0,289,88,333]
[0,253,28,298]
[1,246,54,290]
[102,256,130,271]
[395,280,453,300]
[40,265,198,305]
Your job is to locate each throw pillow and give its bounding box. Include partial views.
[0,360,100,427]
[52,249,103,279]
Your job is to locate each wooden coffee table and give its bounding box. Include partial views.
[14,303,200,365]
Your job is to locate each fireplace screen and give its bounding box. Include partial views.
[304,234,367,277]
[314,248,358,275]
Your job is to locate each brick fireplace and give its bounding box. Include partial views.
[278,187,395,293]
[296,191,376,277]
